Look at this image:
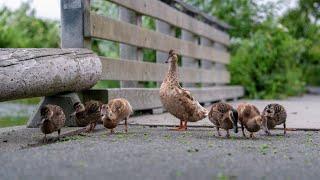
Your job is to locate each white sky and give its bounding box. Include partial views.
[0,0,298,20]
[0,0,60,20]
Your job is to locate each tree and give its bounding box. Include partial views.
[0,3,59,48]
[281,0,320,85]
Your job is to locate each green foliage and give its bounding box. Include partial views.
[0,3,59,48]
[0,116,28,127]
[187,0,319,98]
[229,22,306,99]
[9,97,41,105]
[280,0,320,85]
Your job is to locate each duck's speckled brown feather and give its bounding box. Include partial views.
[40,104,65,135]
[209,102,234,130]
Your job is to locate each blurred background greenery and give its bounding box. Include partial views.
[0,0,319,101]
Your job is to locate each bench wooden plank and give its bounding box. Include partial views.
[85,12,230,64]
[82,86,244,110]
[107,0,230,46]
[100,57,230,83]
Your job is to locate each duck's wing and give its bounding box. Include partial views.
[179,87,194,101]
[174,86,207,118]
[52,105,66,129]
[86,101,101,114]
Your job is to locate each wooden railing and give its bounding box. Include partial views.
[61,0,244,112]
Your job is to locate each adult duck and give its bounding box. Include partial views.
[159,50,208,131]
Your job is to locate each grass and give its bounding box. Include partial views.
[259,144,269,155]
[0,116,28,127]
[7,97,41,105]
[93,80,120,89]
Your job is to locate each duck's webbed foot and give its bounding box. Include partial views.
[42,135,48,143]
[216,127,221,137]
[250,133,256,139]
[85,123,93,133]
[171,120,186,131]
[225,130,230,138]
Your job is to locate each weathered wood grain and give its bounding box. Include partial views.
[181,29,198,87]
[119,6,142,88]
[85,12,230,64]
[100,57,229,83]
[108,0,230,45]
[0,48,102,102]
[82,86,244,110]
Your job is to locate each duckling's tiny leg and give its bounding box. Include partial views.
[216,127,221,136]
[124,117,128,133]
[110,129,115,134]
[57,129,61,140]
[43,134,47,143]
[283,122,286,136]
[91,122,97,131]
[85,124,92,132]
[241,123,246,137]
[226,130,230,138]
[250,133,255,139]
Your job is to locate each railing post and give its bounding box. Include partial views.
[181,30,199,87]
[119,7,143,88]
[200,37,214,87]
[213,42,228,86]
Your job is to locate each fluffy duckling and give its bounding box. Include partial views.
[40,104,65,142]
[237,103,267,138]
[159,50,208,131]
[100,98,133,134]
[71,100,102,132]
[208,102,238,137]
[262,103,287,135]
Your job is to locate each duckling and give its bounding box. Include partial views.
[100,98,133,134]
[262,103,287,135]
[71,100,102,132]
[237,103,267,138]
[40,104,65,142]
[159,50,208,131]
[208,102,238,137]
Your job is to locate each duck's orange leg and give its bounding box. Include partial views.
[171,120,186,131]
[183,121,188,130]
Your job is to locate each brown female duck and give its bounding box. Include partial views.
[237,103,267,138]
[262,103,287,135]
[100,98,133,134]
[208,102,238,137]
[40,104,65,142]
[71,100,102,132]
[159,50,208,131]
